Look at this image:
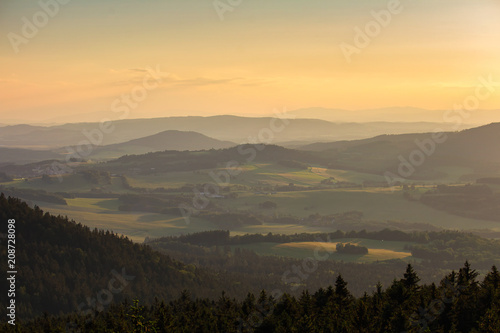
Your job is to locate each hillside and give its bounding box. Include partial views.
[0,194,252,319]
[90,130,236,159]
[98,144,324,174]
[3,193,500,332]
[299,123,500,181]
[0,147,62,165]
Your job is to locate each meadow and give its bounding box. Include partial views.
[230,238,413,263]
[8,162,500,246]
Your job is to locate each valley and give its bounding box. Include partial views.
[3,1,499,329]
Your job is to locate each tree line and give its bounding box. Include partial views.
[7,263,500,332]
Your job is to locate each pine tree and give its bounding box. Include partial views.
[334,275,350,300]
[402,264,421,290]
[477,303,500,332]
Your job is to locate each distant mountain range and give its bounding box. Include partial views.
[286,107,499,125]
[0,115,458,150]
[2,117,500,183]
[94,121,500,182]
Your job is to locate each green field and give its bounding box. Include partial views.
[217,188,500,230]
[36,198,334,243]
[126,164,388,189]
[5,174,128,193]
[37,198,221,243]
[230,238,413,263]
[8,163,500,247]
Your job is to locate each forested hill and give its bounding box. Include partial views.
[100,144,324,173]
[1,194,500,331]
[0,194,247,319]
[8,264,500,332]
[298,122,500,179]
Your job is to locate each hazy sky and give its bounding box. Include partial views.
[1,0,500,122]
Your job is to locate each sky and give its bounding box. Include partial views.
[1,0,500,123]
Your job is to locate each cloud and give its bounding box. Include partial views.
[107,68,270,90]
[167,77,241,87]
[128,68,148,73]
[164,76,273,88]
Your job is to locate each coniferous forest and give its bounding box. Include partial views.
[3,0,500,331]
[1,193,500,332]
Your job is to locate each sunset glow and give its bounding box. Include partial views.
[1,0,500,123]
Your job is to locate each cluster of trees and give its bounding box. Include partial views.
[148,229,500,299]
[79,170,112,185]
[432,184,493,195]
[99,144,325,176]
[320,177,336,185]
[9,264,500,332]
[259,201,277,209]
[201,212,263,228]
[477,177,500,185]
[408,232,500,267]
[118,194,264,228]
[108,150,219,174]
[277,159,309,169]
[336,243,369,255]
[363,180,391,188]
[151,228,472,247]
[3,193,500,331]
[120,175,195,193]
[298,211,365,227]
[117,193,193,215]
[148,234,420,298]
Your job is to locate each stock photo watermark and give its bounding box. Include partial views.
[7,0,72,54]
[213,0,243,21]
[48,65,168,181]
[340,0,403,64]
[178,108,293,224]
[76,267,135,319]
[407,279,464,333]
[384,74,498,187]
[237,234,337,332]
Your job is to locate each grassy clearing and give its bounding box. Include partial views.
[65,198,121,211]
[37,198,220,243]
[10,163,500,243]
[277,241,340,252]
[231,238,413,263]
[310,167,386,183]
[128,172,214,189]
[230,224,328,235]
[126,164,354,189]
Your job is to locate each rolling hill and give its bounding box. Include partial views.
[300,122,500,181]
[98,144,324,174]
[89,130,236,159]
[0,194,254,319]
[0,147,62,165]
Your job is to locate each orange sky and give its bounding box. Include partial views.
[1,0,499,123]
